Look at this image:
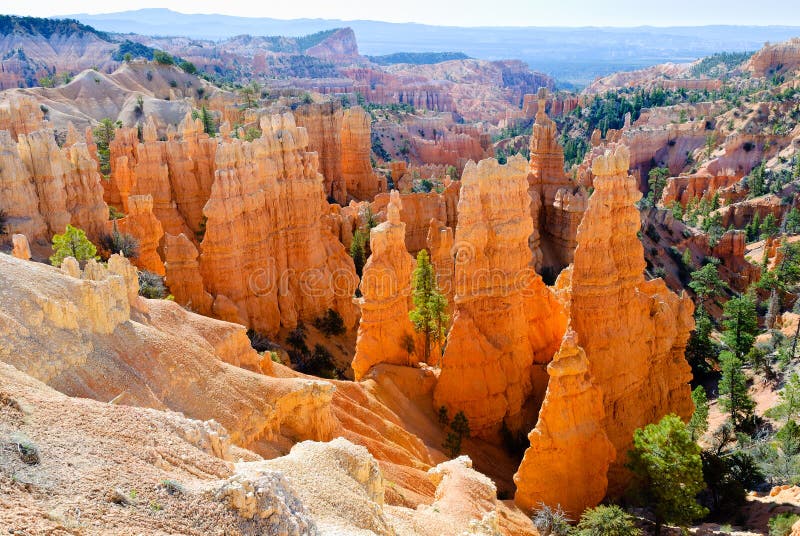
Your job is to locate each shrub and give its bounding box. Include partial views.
[49,224,98,266]
[313,308,346,336]
[574,504,641,536]
[108,205,126,220]
[295,343,337,379]
[160,479,185,495]
[769,513,800,536]
[12,433,39,465]
[532,503,572,536]
[247,330,277,353]
[98,225,139,259]
[178,60,197,74]
[138,270,167,299]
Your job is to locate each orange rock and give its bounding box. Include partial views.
[514,329,615,517]
[164,232,214,316]
[352,191,418,379]
[426,218,455,310]
[11,234,31,260]
[570,145,694,493]
[295,101,346,203]
[199,113,358,336]
[747,38,800,77]
[528,88,586,273]
[341,106,381,201]
[108,114,218,241]
[373,191,448,254]
[0,95,44,140]
[0,131,48,241]
[434,155,566,438]
[9,126,107,242]
[110,194,165,275]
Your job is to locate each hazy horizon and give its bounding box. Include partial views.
[6,1,800,28]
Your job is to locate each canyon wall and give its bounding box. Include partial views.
[0,114,107,244]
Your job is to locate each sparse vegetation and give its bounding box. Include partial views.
[49,224,98,266]
[138,270,167,299]
[409,249,449,365]
[313,308,346,337]
[98,223,139,259]
[574,504,641,536]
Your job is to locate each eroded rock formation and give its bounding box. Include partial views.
[433,155,566,438]
[514,330,615,517]
[0,121,107,243]
[341,106,381,201]
[110,194,165,275]
[528,88,587,274]
[352,191,417,380]
[566,146,694,493]
[199,113,358,335]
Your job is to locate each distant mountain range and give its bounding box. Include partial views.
[67,9,800,86]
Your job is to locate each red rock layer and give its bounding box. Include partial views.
[352,191,418,380]
[433,155,566,439]
[198,113,358,335]
[427,218,455,311]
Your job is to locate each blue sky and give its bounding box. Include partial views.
[8,0,800,27]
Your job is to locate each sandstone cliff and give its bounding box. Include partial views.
[341,105,381,201]
[0,121,107,244]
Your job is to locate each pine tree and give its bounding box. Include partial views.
[718,350,755,430]
[200,106,215,136]
[93,117,121,176]
[409,250,449,364]
[688,386,709,441]
[626,415,708,535]
[689,261,728,308]
[686,305,717,376]
[49,224,99,266]
[722,293,759,359]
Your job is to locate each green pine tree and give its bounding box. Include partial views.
[718,350,756,430]
[200,106,215,136]
[409,250,449,364]
[93,117,121,176]
[687,386,710,441]
[722,293,759,359]
[689,261,728,308]
[626,415,708,535]
[49,224,99,266]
